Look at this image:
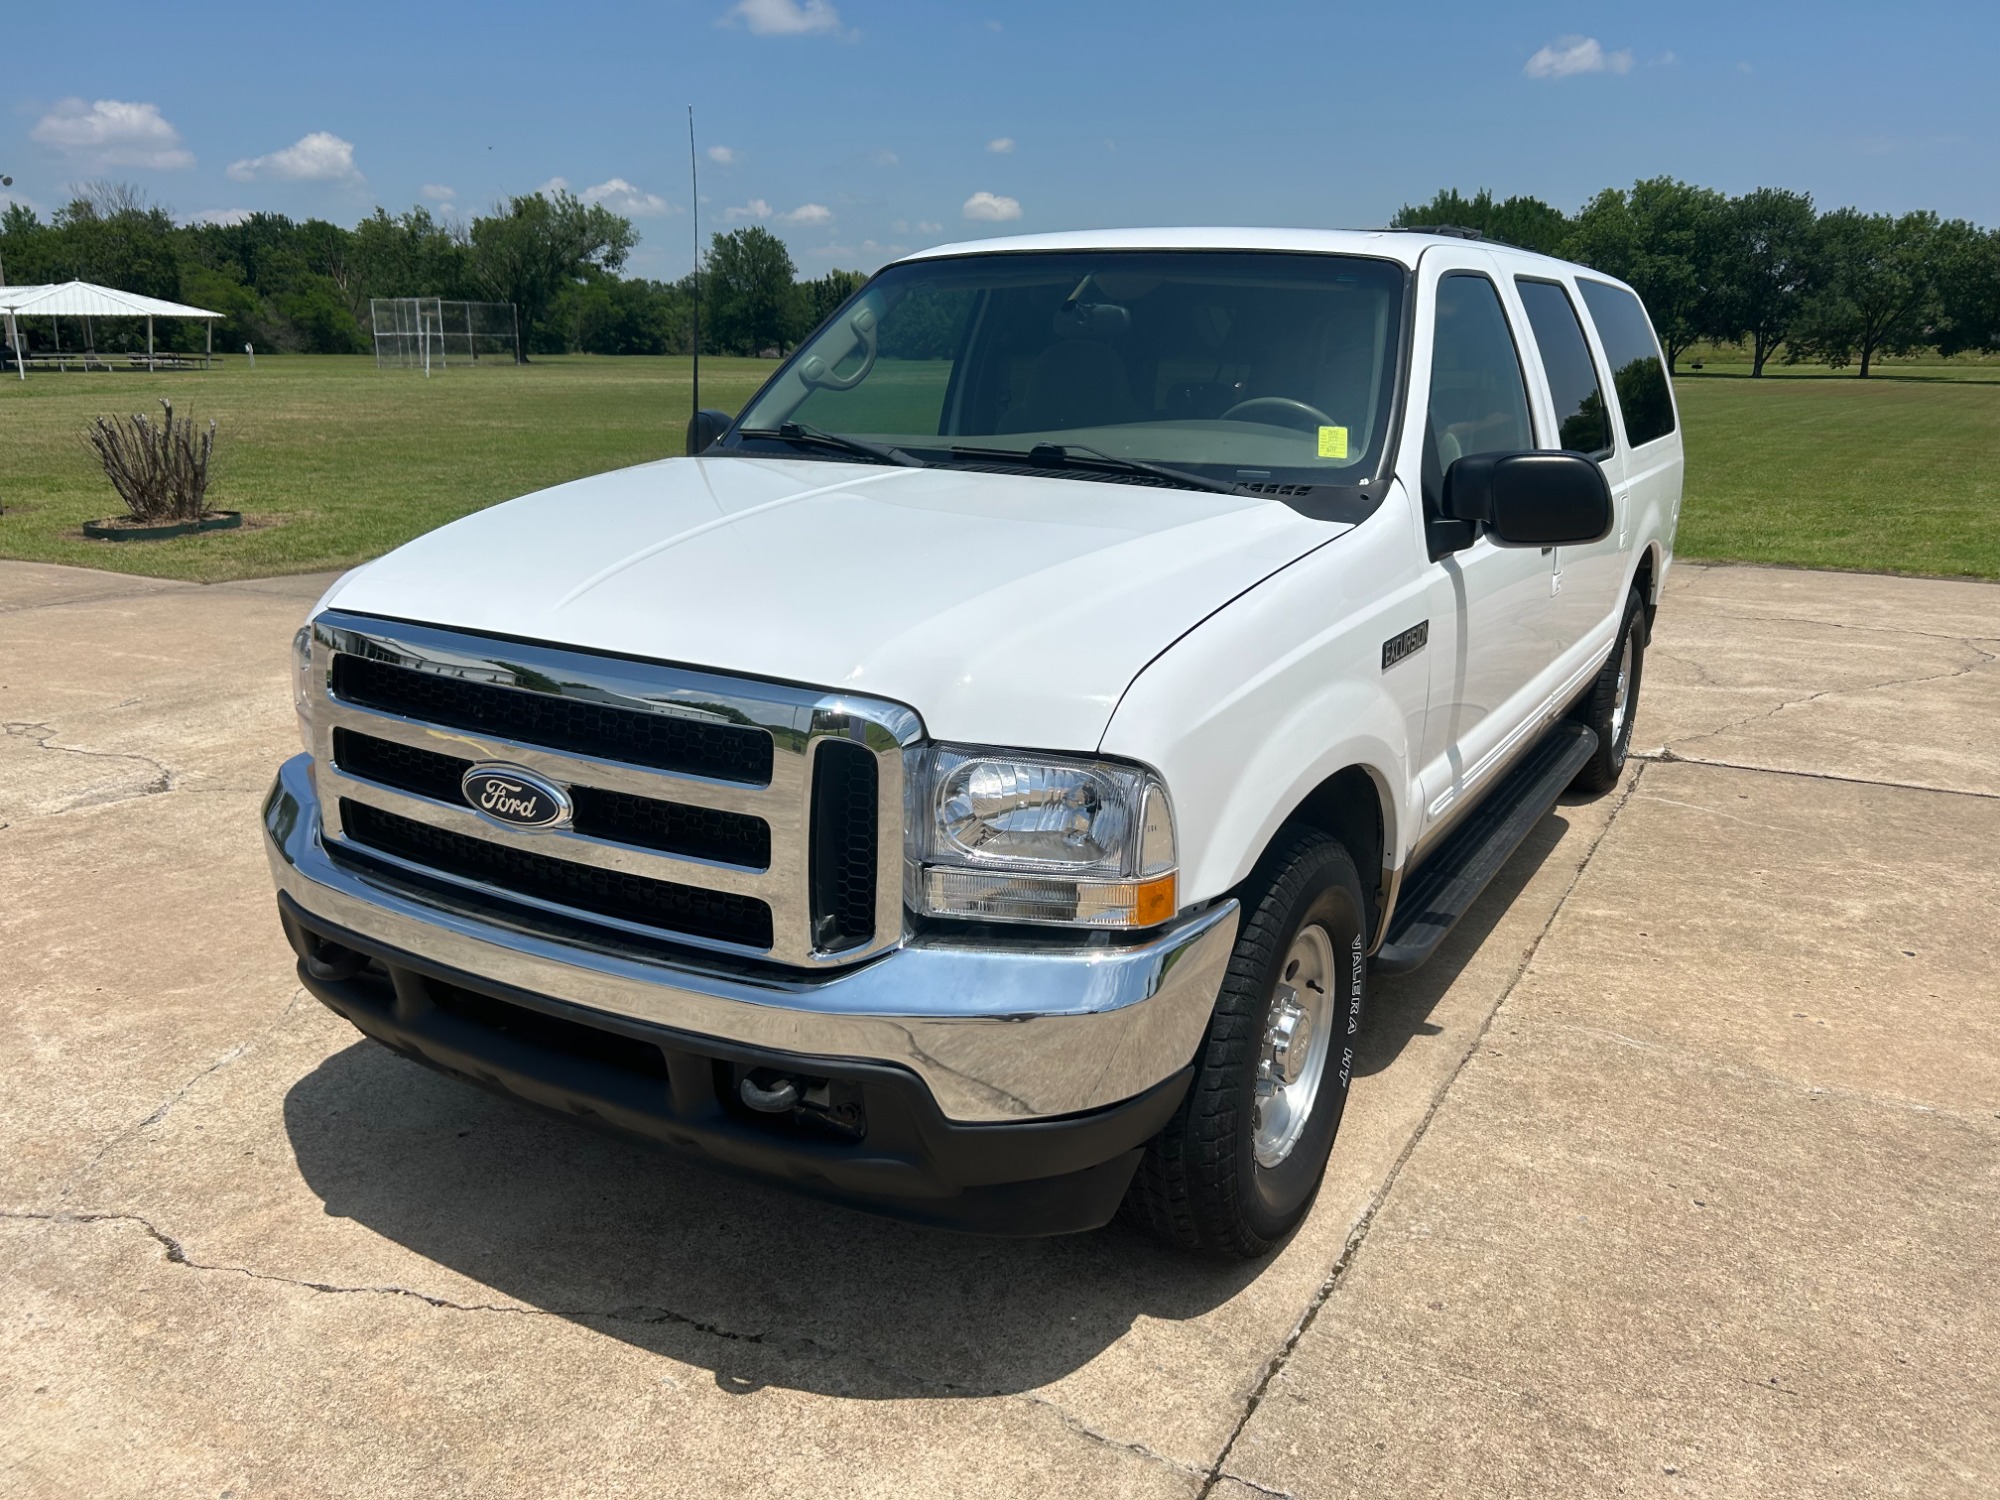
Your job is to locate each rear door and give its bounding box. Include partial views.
[1575,278,1683,633]
[1511,273,1622,659]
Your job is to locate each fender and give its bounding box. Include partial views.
[1100,497,1427,910]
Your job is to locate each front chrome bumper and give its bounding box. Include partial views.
[265,754,1238,1123]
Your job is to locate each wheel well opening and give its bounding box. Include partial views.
[1634,548,1660,634]
[1286,766,1387,932]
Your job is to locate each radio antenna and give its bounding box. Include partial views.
[688,105,701,433]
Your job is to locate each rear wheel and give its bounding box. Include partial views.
[1570,586,1648,794]
[1123,829,1368,1258]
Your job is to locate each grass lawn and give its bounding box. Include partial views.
[3,350,1997,582]
[0,354,774,582]
[1674,365,2000,578]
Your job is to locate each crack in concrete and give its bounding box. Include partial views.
[1646,642,1730,690]
[1,1206,896,1359]
[0,1206,1204,1479]
[0,582,189,617]
[55,987,310,1205]
[1014,1394,1211,1481]
[2,720,175,805]
[1658,638,1997,758]
[1215,1476,1297,1499]
[1637,748,2000,802]
[1193,767,1648,1500]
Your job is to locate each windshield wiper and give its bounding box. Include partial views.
[737,421,927,468]
[946,442,1239,495]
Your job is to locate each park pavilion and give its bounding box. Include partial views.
[1,279,223,378]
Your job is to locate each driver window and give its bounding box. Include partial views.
[1424,273,1533,510]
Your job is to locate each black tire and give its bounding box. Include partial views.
[1123,828,1368,1258]
[1569,586,1648,794]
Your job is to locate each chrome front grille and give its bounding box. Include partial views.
[307,610,919,968]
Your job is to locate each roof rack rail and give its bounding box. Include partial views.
[1390,224,1486,241]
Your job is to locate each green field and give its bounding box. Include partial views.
[0,355,775,582]
[3,353,1996,581]
[1673,364,2000,577]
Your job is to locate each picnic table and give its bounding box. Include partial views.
[2,351,220,372]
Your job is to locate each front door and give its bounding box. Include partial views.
[1413,260,1561,844]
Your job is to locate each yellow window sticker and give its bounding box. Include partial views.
[1316,425,1349,459]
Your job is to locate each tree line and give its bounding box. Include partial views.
[1395,182,2000,377]
[0,183,859,361]
[5,177,1998,375]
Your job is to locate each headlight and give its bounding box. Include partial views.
[292,624,316,755]
[908,747,1177,929]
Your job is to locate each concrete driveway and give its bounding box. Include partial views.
[3,559,1995,1499]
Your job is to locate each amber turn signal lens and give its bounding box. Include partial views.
[1132,873,1177,927]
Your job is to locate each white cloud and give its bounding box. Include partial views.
[227,131,362,184]
[725,197,773,220]
[581,177,676,216]
[707,144,739,166]
[962,191,1021,222]
[870,148,899,166]
[187,208,254,226]
[986,136,1015,155]
[723,0,842,36]
[1655,50,1678,66]
[1523,36,1634,80]
[31,98,193,170]
[776,202,832,225]
[420,182,455,202]
[916,220,943,233]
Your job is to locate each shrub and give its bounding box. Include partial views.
[85,399,218,524]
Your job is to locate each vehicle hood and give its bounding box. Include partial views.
[326,456,1349,749]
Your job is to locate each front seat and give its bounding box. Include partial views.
[998,340,1141,433]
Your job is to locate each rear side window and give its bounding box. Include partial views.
[1515,279,1612,457]
[1576,280,1675,446]
[1426,273,1534,489]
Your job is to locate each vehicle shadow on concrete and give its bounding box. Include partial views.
[282,1043,1263,1399]
[277,804,1572,1400]
[1354,805,1572,1080]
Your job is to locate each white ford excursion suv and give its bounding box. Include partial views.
[267,228,1681,1258]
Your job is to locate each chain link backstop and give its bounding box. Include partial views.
[370,298,519,370]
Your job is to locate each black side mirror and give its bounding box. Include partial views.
[1442,451,1613,548]
[686,408,732,455]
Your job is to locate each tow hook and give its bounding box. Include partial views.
[301,936,368,983]
[739,1073,801,1113]
[737,1069,866,1138]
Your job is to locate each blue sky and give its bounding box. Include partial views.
[6,1,1995,280]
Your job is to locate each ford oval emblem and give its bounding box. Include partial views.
[461,764,573,831]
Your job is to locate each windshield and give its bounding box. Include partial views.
[732,250,1408,492]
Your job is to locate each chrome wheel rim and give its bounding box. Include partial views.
[1608,634,1635,748]
[1254,924,1336,1168]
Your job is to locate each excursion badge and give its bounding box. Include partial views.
[1381,620,1429,671]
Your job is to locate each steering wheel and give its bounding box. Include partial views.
[1218,395,1337,433]
[797,306,879,391]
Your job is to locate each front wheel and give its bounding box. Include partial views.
[1569,586,1648,793]
[1123,829,1368,1258]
